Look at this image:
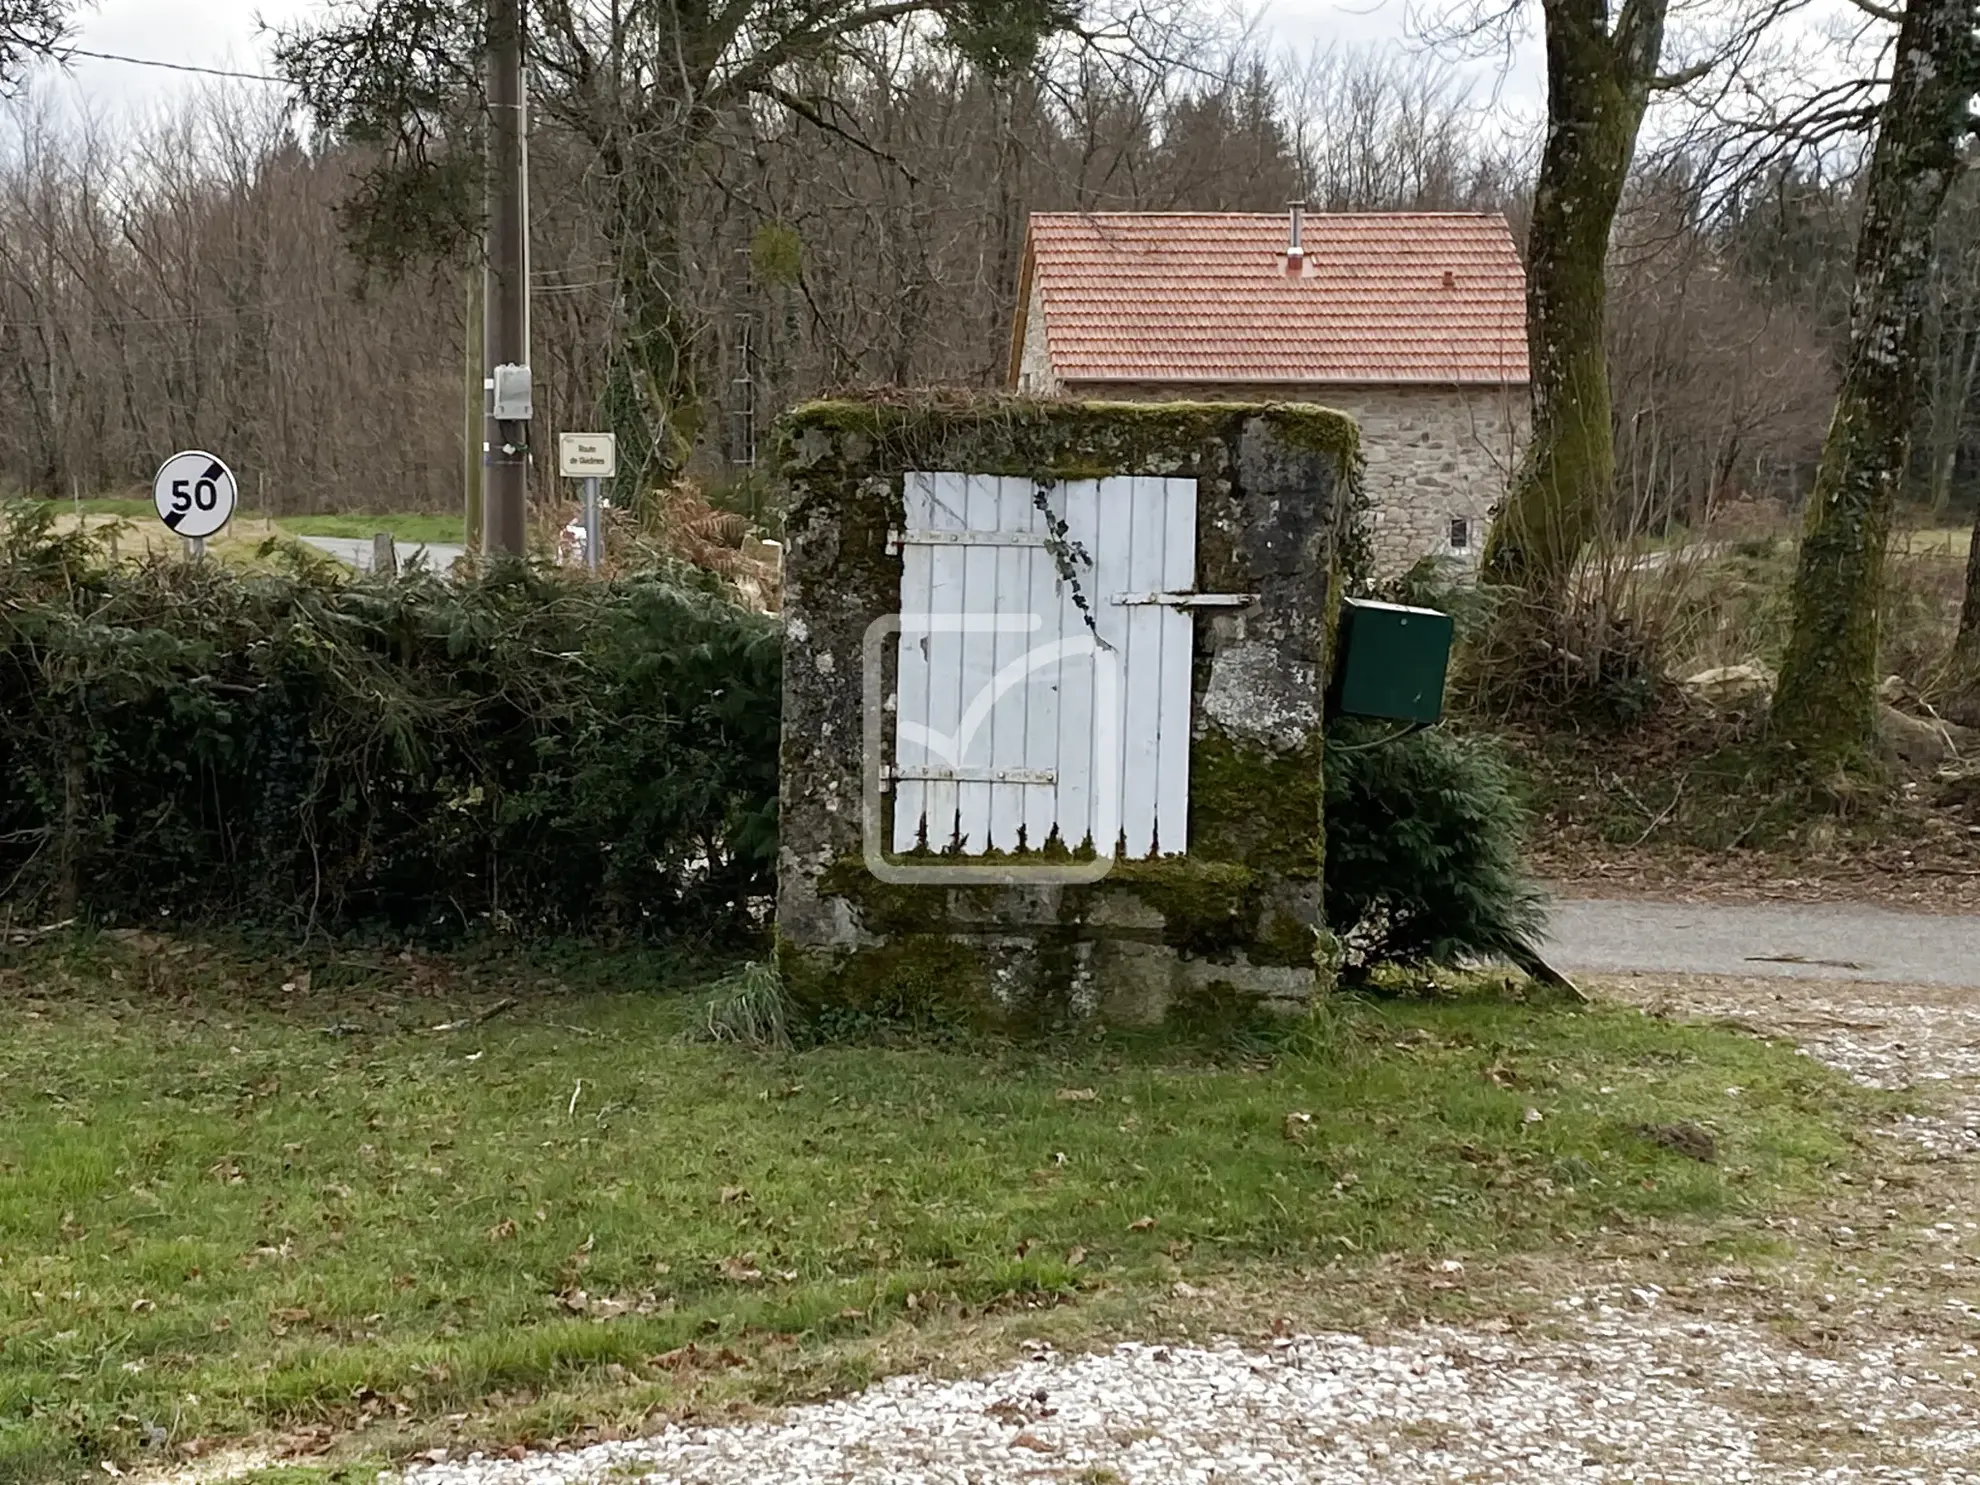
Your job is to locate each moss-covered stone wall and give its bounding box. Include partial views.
[773,394,1358,1029]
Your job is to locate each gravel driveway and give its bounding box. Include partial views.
[397,967,1980,1485]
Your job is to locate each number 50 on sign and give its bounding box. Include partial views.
[152,450,238,540]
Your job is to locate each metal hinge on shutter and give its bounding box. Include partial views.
[880,764,1058,794]
[1109,591,1257,609]
[886,528,1053,554]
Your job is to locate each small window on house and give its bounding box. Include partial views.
[1449,516,1471,551]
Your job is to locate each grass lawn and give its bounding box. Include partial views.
[15,500,463,550]
[1894,525,1973,560]
[0,935,1877,1483]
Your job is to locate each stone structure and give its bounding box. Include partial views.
[774,395,1359,1029]
[1010,211,1531,576]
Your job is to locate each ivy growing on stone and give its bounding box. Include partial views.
[1031,476,1106,645]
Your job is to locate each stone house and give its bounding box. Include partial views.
[1009,208,1530,574]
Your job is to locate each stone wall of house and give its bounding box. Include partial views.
[773,396,1358,1031]
[1063,381,1529,576]
[1015,278,1052,393]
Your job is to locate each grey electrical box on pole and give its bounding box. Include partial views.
[491,364,533,420]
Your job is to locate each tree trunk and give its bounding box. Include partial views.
[605,247,702,511]
[1768,0,1979,767]
[1479,0,1662,593]
[598,122,704,512]
[1923,315,1978,517]
[1951,496,1980,723]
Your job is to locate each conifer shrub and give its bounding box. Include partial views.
[1323,718,1547,974]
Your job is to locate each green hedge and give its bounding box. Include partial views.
[0,509,780,937]
[2,508,1539,970]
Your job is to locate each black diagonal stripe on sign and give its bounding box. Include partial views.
[164,510,185,530]
[203,461,225,484]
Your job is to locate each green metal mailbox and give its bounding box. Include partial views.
[1329,598,1453,724]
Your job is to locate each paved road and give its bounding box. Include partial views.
[1546,897,1980,988]
[297,534,467,574]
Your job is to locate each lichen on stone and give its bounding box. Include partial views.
[774,393,1353,1032]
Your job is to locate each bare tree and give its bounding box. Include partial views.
[1602,162,1835,531]
[0,38,1540,520]
[274,0,1113,502]
[1915,164,1980,517]
[0,0,71,89]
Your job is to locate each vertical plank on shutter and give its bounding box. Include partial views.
[954,474,999,853]
[1021,479,1061,853]
[893,472,937,852]
[987,477,1032,851]
[1155,478,1197,854]
[1088,476,1137,857]
[1119,477,1167,858]
[1053,479,1099,853]
[922,471,968,850]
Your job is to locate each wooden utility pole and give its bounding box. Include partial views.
[482,0,529,557]
[463,269,483,552]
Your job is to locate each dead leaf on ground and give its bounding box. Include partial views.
[717,1254,764,1283]
[1065,1245,1087,1267]
[648,1342,748,1372]
[1283,1111,1313,1143]
[1055,1088,1098,1103]
[487,1218,518,1242]
[1128,1215,1156,1232]
[719,1185,750,1205]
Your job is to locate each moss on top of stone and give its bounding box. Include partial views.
[774,395,1358,479]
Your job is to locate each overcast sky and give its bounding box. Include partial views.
[40,0,1545,119]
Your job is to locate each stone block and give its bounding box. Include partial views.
[773,395,1355,1029]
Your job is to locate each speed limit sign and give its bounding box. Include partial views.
[152,451,238,540]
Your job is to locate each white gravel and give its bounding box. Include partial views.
[385,973,1980,1485]
[405,1307,1980,1483]
[1631,979,1980,1160]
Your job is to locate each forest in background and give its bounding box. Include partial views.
[0,20,1964,530]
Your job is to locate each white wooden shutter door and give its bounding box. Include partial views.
[893,473,1196,858]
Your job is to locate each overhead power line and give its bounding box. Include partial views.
[60,48,291,85]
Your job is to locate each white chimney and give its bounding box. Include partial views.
[1285,199,1305,274]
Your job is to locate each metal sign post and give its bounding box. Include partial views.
[582,476,601,574]
[558,433,617,574]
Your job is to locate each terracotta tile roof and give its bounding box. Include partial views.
[1015,212,1529,387]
